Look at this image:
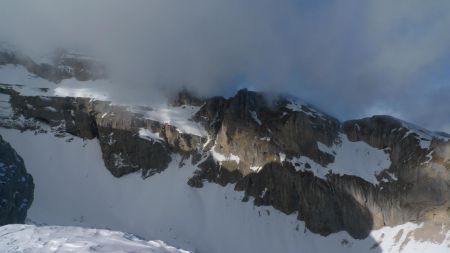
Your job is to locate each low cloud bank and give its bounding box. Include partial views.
[1,0,449,131]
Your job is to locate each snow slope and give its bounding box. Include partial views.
[0,224,189,253]
[0,128,448,253]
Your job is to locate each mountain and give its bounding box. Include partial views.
[0,48,449,253]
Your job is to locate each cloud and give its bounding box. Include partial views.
[0,0,449,132]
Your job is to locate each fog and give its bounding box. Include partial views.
[1,0,450,131]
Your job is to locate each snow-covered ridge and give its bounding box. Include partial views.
[400,121,450,150]
[0,224,190,253]
[284,97,327,119]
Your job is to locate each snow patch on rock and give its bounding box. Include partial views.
[401,121,450,150]
[285,98,325,119]
[292,134,392,184]
[323,134,391,184]
[289,155,328,176]
[211,145,240,165]
[139,128,164,143]
[130,105,207,137]
[249,111,261,125]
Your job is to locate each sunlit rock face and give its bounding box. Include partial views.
[190,89,450,237]
[0,134,34,224]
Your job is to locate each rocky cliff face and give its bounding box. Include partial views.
[0,86,204,178]
[0,83,448,239]
[0,134,34,225]
[343,116,450,228]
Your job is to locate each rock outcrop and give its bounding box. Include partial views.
[0,134,34,225]
[343,116,450,227]
[166,89,450,238]
[203,89,340,175]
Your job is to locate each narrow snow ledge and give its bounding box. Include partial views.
[129,105,207,138]
[139,128,164,143]
[0,224,190,253]
[290,134,392,185]
[400,121,450,150]
[285,97,326,119]
[210,145,240,165]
